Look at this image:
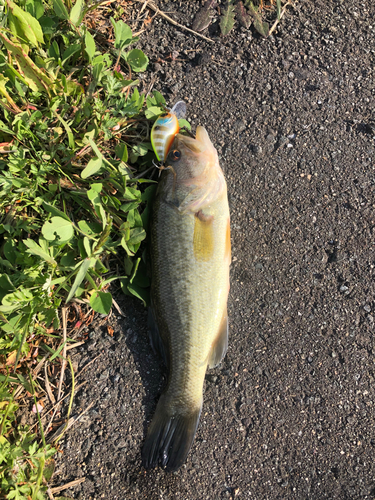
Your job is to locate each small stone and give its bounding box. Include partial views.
[234,119,246,133]
[252,145,262,155]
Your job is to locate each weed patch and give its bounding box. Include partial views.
[0,0,165,496]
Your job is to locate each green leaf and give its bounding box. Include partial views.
[129,257,141,284]
[152,90,166,106]
[131,143,150,156]
[145,106,163,119]
[0,274,15,302]
[48,40,60,62]
[115,143,128,162]
[90,291,112,314]
[120,201,141,213]
[0,32,55,93]
[66,258,92,303]
[247,1,269,37]
[3,239,17,265]
[127,227,146,246]
[83,236,91,257]
[0,74,21,113]
[85,30,96,62]
[49,340,67,361]
[126,49,149,72]
[62,43,81,65]
[43,459,55,481]
[123,186,141,201]
[39,15,57,34]
[52,109,74,149]
[70,0,84,25]
[178,118,191,130]
[41,217,74,244]
[277,0,281,20]
[110,18,133,50]
[23,239,56,265]
[25,0,44,19]
[41,201,71,222]
[235,1,252,29]
[253,19,269,37]
[88,137,103,159]
[77,220,101,235]
[81,157,103,179]
[220,1,235,36]
[7,0,44,46]
[121,280,149,306]
[52,0,69,19]
[87,182,102,201]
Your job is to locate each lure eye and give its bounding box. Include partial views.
[169,149,181,161]
[154,125,160,131]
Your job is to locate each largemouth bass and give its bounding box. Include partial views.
[142,126,231,471]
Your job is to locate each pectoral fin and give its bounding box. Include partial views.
[193,211,214,262]
[208,308,229,368]
[225,217,231,263]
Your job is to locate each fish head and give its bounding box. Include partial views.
[164,126,226,213]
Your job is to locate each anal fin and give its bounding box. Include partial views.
[208,308,228,368]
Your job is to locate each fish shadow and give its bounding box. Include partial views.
[113,293,166,443]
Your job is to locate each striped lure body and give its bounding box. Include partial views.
[151,101,187,162]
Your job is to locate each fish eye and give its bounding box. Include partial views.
[169,149,181,161]
[154,125,160,131]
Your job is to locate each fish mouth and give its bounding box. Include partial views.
[175,126,213,154]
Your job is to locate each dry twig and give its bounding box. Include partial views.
[49,477,86,494]
[57,307,68,402]
[76,353,102,378]
[47,400,95,443]
[268,0,294,36]
[112,296,125,316]
[133,0,214,43]
[44,362,56,405]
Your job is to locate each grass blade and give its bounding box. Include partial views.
[277,0,281,20]
[66,258,92,303]
[220,1,235,36]
[52,109,75,149]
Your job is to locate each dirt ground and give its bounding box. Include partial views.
[54,0,375,498]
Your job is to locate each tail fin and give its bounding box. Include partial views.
[142,394,202,472]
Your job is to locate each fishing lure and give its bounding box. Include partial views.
[151,101,187,163]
